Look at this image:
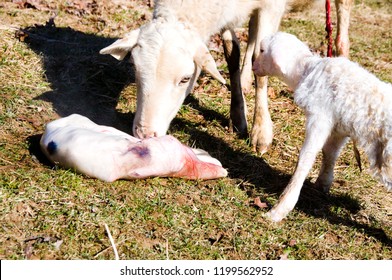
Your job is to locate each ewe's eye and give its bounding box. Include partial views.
[178,76,191,86]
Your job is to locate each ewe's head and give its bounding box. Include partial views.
[100,19,225,139]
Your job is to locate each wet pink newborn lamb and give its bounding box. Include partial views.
[40,114,227,182]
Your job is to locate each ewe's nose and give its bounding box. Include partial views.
[133,126,157,139]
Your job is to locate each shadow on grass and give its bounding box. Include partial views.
[26,134,53,168]
[183,94,231,129]
[22,21,390,248]
[22,20,134,133]
[173,114,391,247]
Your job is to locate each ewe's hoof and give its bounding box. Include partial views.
[250,121,273,155]
[252,143,270,156]
[265,210,285,223]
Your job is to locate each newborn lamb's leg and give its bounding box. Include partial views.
[124,136,227,180]
[267,116,332,222]
[191,148,223,167]
[172,145,228,180]
[315,133,348,193]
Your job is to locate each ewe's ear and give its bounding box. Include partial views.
[194,43,226,84]
[99,29,140,60]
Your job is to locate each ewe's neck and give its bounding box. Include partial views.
[153,4,213,42]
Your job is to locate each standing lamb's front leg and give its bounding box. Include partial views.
[315,133,348,193]
[335,0,353,57]
[267,116,333,222]
[222,28,248,138]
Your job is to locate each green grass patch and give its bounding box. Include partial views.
[0,0,390,260]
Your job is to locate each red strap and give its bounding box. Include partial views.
[325,0,333,57]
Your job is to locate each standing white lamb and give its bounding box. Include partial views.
[40,114,227,182]
[252,32,392,222]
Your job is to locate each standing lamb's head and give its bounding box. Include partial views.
[252,32,313,88]
[100,19,225,138]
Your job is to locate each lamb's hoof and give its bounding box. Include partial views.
[314,179,332,194]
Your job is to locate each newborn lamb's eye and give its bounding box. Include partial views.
[178,76,191,86]
[260,49,264,53]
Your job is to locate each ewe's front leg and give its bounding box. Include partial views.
[335,0,353,57]
[251,76,273,154]
[315,134,348,193]
[240,12,274,153]
[267,117,332,222]
[249,5,286,154]
[222,28,248,137]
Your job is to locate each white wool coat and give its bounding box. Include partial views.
[295,57,392,190]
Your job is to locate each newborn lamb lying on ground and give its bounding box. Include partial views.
[252,32,392,222]
[40,114,227,182]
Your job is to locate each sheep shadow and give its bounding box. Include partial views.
[22,19,134,132]
[22,20,390,248]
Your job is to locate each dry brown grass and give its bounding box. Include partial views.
[0,0,391,260]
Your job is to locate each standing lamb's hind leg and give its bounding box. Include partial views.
[222,28,248,137]
[315,134,348,193]
[335,0,353,57]
[376,141,392,191]
[267,116,333,222]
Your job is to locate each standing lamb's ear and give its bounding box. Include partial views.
[194,43,226,84]
[270,46,290,76]
[100,29,140,60]
[270,33,313,77]
[272,59,287,77]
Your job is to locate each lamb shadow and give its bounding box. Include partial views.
[173,117,391,247]
[22,20,134,132]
